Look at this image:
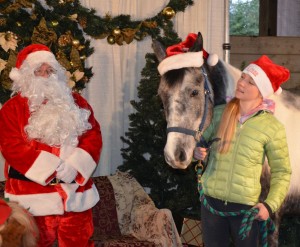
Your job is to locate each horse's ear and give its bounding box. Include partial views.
[189,32,203,52]
[152,39,167,62]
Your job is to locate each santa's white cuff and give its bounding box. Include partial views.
[25,151,61,185]
[64,148,97,185]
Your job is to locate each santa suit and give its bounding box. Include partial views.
[0,92,102,216]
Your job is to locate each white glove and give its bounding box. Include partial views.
[56,162,77,183]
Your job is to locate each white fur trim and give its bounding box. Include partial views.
[5,192,64,216]
[25,151,61,185]
[9,67,22,81]
[64,147,97,186]
[243,63,273,98]
[5,184,99,215]
[22,50,58,69]
[207,53,218,66]
[61,183,100,212]
[158,52,203,75]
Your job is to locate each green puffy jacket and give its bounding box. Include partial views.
[201,104,291,213]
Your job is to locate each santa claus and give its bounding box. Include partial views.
[0,44,102,247]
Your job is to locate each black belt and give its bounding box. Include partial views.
[8,167,75,185]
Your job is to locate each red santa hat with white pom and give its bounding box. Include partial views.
[243,55,290,98]
[9,44,58,81]
[157,33,219,75]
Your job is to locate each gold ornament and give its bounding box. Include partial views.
[16,22,22,27]
[51,20,59,27]
[78,45,85,51]
[80,55,86,60]
[58,31,73,47]
[72,39,80,47]
[162,7,176,20]
[112,28,121,36]
[107,35,115,45]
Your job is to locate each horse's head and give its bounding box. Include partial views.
[153,32,225,169]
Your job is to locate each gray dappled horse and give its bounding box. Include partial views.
[153,32,300,246]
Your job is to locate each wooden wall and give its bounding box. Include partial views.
[230,36,300,89]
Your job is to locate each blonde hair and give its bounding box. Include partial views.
[216,98,240,153]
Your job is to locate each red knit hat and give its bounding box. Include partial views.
[0,199,12,225]
[9,44,58,81]
[243,55,290,98]
[157,33,218,75]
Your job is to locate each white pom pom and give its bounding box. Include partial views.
[9,68,22,82]
[207,53,218,66]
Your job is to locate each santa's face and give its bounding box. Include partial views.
[34,63,57,78]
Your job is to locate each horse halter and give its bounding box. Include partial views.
[166,66,214,143]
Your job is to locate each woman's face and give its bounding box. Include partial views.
[235,73,262,101]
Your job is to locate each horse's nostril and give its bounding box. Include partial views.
[178,149,186,162]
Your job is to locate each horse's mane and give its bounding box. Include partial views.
[163,68,188,88]
[208,61,229,106]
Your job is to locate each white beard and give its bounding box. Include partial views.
[12,65,91,147]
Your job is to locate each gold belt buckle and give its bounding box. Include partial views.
[49,178,60,186]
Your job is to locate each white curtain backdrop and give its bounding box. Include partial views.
[0,0,226,180]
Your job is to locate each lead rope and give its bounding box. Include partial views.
[196,161,275,246]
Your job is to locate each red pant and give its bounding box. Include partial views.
[35,209,94,247]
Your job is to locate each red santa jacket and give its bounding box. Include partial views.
[0,93,102,216]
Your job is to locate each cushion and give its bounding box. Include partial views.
[92,176,121,236]
[93,235,155,247]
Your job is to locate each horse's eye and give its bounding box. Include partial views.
[191,90,199,97]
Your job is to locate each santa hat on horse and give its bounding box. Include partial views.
[243,55,290,98]
[157,33,219,75]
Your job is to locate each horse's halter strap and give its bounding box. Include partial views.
[166,66,213,142]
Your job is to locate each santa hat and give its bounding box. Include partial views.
[243,55,290,98]
[0,199,12,225]
[157,33,219,75]
[9,44,58,81]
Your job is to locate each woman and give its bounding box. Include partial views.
[194,55,291,246]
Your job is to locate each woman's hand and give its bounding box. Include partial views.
[193,147,208,161]
[253,203,270,221]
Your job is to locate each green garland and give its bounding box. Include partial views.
[0,0,193,102]
[76,0,194,44]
